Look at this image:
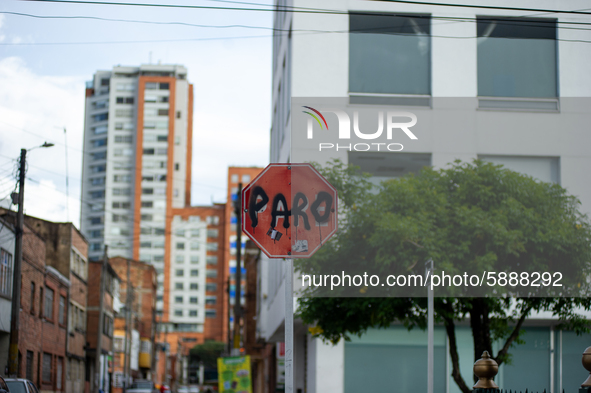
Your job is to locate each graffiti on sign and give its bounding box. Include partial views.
[241,164,337,258]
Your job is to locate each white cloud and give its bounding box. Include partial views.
[0,56,85,226]
[190,110,269,205]
[22,178,81,224]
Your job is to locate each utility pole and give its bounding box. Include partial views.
[96,246,108,393]
[232,183,242,353]
[124,258,131,392]
[8,149,26,376]
[426,259,434,393]
[226,276,231,355]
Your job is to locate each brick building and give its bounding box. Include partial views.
[87,259,121,393]
[24,216,89,393]
[16,221,46,386]
[40,266,70,393]
[109,256,157,391]
[0,210,81,392]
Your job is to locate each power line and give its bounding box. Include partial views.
[2,29,591,46]
[24,174,225,239]
[0,33,272,46]
[6,10,591,30]
[20,0,299,13]
[0,11,282,30]
[20,0,591,16]
[1,13,590,46]
[0,124,228,191]
[3,0,589,46]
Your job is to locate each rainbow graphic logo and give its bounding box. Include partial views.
[302,106,329,130]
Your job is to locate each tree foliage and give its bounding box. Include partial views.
[296,159,591,393]
[189,341,226,369]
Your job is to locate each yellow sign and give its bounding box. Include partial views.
[217,356,252,393]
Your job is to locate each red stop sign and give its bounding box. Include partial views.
[241,163,338,258]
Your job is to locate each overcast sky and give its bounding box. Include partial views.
[0,0,273,227]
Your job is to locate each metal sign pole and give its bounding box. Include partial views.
[285,258,294,393]
[426,259,434,393]
[240,164,338,393]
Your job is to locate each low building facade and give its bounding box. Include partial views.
[87,259,120,393]
[24,216,90,393]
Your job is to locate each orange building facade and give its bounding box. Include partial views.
[225,167,263,345]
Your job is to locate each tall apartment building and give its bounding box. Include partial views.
[82,63,191,320]
[81,64,192,263]
[260,1,591,393]
[81,64,228,373]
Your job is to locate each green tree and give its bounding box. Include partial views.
[297,159,591,393]
[189,341,226,369]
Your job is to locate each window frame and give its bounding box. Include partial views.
[476,16,558,100]
[348,12,432,97]
[59,295,67,326]
[42,352,52,383]
[44,287,54,321]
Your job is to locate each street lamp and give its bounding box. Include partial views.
[28,142,55,150]
[8,142,54,376]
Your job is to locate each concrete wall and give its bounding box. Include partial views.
[0,219,15,376]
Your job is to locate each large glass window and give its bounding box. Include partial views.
[477,17,557,98]
[349,13,431,95]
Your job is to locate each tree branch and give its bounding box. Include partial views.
[494,303,534,366]
[442,304,471,393]
[403,239,424,249]
[483,300,493,357]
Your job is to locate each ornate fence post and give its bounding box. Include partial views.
[580,346,591,393]
[473,351,500,392]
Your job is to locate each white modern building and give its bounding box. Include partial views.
[259,1,591,393]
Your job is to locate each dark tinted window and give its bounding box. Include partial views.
[477,17,556,39]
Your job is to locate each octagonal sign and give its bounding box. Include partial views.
[241,163,338,258]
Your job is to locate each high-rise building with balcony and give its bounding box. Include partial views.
[81,65,224,359]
